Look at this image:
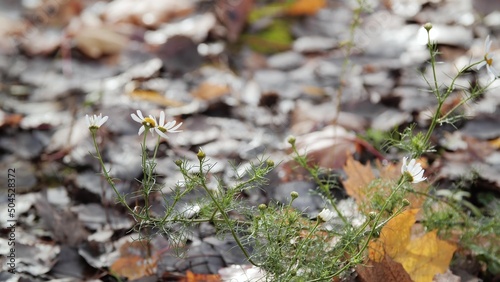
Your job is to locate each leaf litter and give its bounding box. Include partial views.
[1,0,500,281]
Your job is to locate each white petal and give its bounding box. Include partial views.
[98,115,109,126]
[155,128,169,139]
[159,111,165,126]
[138,125,145,135]
[485,35,492,53]
[168,122,183,132]
[85,115,91,127]
[131,113,143,123]
[136,110,144,120]
[401,157,408,174]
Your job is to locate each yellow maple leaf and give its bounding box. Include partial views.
[369,209,457,282]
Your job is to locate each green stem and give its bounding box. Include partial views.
[90,130,136,215]
[283,221,321,280]
[291,144,349,225]
[197,158,260,267]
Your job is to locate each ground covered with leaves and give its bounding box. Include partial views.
[1,0,500,281]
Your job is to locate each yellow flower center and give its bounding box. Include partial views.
[143,117,156,127]
[157,126,167,133]
[485,55,493,66]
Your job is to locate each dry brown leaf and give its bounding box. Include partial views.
[342,154,376,205]
[110,255,157,280]
[286,0,326,16]
[105,0,194,28]
[294,125,359,169]
[342,155,428,213]
[192,82,230,100]
[368,209,457,282]
[215,0,254,42]
[110,240,158,280]
[181,270,222,282]
[357,254,413,282]
[74,27,128,58]
[129,88,184,107]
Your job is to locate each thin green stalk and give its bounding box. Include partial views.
[290,144,349,225]
[90,130,135,215]
[197,157,261,267]
[282,221,321,280]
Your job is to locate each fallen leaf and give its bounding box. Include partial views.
[74,27,128,58]
[110,256,157,280]
[104,0,194,28]
[129,88,184,107]
[286,0,326,16]
[342,154,376,207]
[368,209,457,282]
[192,82,230,100]
[357,254,412,282]
[110,240,158,280]
[181,270,221,282]
[215,0,254,42]
[342,155,428,213]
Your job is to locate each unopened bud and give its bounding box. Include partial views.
[197,147,205,161]
[424,22,433,31]
[175,159,183,167]
[402,199,411,207]
[258,204,267,211]
[266,160,274,167]
[368,211,377,220]
[287,135,296,146]
[290,191,299,199]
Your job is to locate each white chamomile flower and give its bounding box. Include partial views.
[476,35,499,82]
[401,157,427,184]
[86,113,108,130]
[154,111,183,139]
[131,110,157,136]
[317,208,335,222]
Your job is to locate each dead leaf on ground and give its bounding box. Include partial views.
[129,88,184,107]
[368,209,457,282]
[293,125,359,169]
[192,82,230,100]
[74,27,128,59]
[286,0,327,16]
[180,270,221,282]
[357,254,413,282]
[342,154,428,213]
[104,0,194,28]
[110,240,158,280]
[216,0,254,42]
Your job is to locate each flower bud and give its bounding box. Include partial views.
[368,211,377,220]
[402,199,411,207]
[287,135,296,146]
[266,160,275,167]
[174,159,183,167]
[197,147,206,161]
[424,22,433,31]
[258,204,267,211]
